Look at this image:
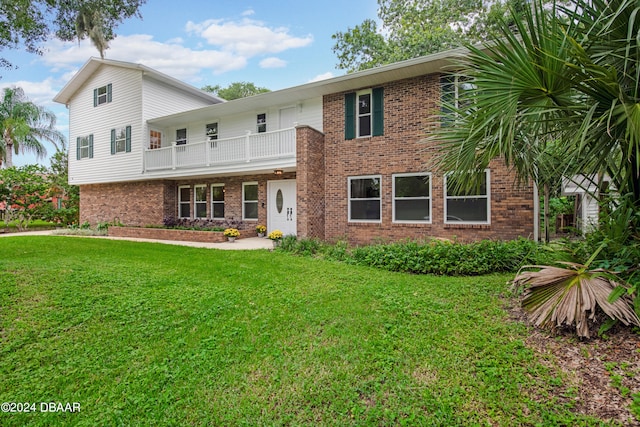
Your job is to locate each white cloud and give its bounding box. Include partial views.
[260,57,287,68]
[242,9,255,17]
[0,77,61,107]
[309,72,335,82]
[186,18,313,58]
[40,34,248,80]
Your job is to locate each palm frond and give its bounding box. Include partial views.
[514,263,640,338]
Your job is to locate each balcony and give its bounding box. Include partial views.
[143,127,296,172]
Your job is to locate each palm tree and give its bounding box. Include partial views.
[433,0,640,237]
[431,0,640,334]
[0,87,65,168]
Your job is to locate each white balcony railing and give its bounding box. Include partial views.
[144,127,296,172]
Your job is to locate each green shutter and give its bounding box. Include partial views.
[76,137,81,160]
[93,89,98,107]
[125,126,131,152]
[110,129,116,154]
[372,87,384,136]
[345,92,356,140]
[89,135,94,158]
[107,83,112,103]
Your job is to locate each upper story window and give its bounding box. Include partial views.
[149,129,162,149]
[93,84,112,107]
[440,74,474,121]
[206,123,218,141]
[111,126,131,154]
[76,135,93,160]
[349,176,381,222]
[444,170,490,224]
[393,173,431,223]
[345,87,383,140]
[176,128,187,145]
[257,114,266,133]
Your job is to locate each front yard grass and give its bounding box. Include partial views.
[0,236,608,425]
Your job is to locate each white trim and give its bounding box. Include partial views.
[444,169,491,225]
[348,175,382,223]
[194,184,207,218]
[242,181,259,221]
[178,185,191,219]
[210,183,225,220]
[356,89,372,138]
[392,172,432,224]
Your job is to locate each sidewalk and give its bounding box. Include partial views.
[0,229,274,250]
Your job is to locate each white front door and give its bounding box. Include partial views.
[268,180,297,236]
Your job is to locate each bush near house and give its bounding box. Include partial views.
[278,237,553,276]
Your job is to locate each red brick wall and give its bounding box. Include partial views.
[322,74,534,245]
[80,181,172,226]
[296,125,326,239]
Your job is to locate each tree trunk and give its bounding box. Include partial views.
[3,129,13,168]
[543,183,550,244]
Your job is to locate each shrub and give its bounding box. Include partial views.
[278,237,551,276]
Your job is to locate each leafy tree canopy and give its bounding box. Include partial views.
[0,0,145,70]
[202,82,271,101]
[332,0,530,72]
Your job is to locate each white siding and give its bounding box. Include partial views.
[68,65,218,185]
[154,97,322,146]
[68,66,144,185]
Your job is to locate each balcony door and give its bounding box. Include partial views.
[268,179,296,237]
[279,107,296,129]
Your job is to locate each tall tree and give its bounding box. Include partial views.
[432,0,640,239]
[0,87,65,168]
[202,82,271,101]
[332,0,530,72]
[0,0,145,69]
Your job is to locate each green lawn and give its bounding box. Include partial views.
[0,236,605,426]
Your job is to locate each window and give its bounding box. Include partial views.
[76,135,93,160]
[206,123,218,141]
[111,126,131,154]
[445,170,490,224]
[178,186,191,218]
[357,91,372,137]
[349,176,381,222]
[93,84,112,107]
[345,87,383,139]
[176,128,187,145]
[243,182,258,220]
[211,184,225,219]
[393,173,431,222]
[257,114,266,133]
[440,74,474,121]
[194,185,207,218]
[149,129,162,149]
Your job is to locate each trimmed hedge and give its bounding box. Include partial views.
[278,236,552,276]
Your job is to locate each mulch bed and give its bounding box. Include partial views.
[506,299,640,425]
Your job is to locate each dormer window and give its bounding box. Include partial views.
[93,84,112,107]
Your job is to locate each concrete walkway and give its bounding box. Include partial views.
[0,229,275,250]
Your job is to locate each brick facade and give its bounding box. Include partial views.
[79,73,534,245]
[295,125,325,239]
[322,74,534,245]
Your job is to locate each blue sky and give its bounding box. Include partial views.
[1,0,379,167]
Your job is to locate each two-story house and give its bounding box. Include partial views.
[54,49,535,245]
